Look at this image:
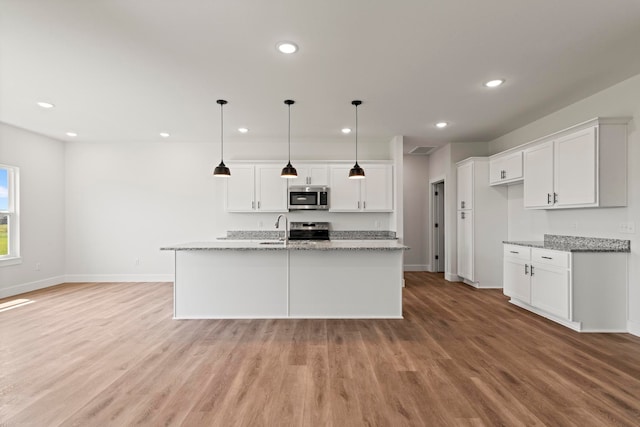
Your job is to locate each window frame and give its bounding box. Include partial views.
[0,164,21,267]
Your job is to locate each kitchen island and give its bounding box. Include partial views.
[161,240,409,319]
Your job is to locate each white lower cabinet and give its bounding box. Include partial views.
[503,244,627,332]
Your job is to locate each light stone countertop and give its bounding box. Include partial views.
[161,240,409,251]
[504,234,630,253]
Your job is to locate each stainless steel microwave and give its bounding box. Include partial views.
[288,186,329,210]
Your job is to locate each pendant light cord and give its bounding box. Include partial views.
[288,103,291,162]
[220,102,224,162]
[355,103,358,163]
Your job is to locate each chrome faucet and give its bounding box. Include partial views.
[274,214,289,245]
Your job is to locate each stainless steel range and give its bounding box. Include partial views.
[288,222,330,241]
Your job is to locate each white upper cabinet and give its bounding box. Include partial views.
[489,150,523,185]
[255,165,288,211]
[523,142,554,208]
[224,163,287,212]
[329,163,393,212]
[523,118,629,209]
[361,165,393,211]
[225,164,255,212]
[456,161,473,210]
[287,164,329,186]
[553,127,596,207]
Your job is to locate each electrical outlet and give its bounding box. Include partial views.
[570,222,578,230]
[35,263,41,271]
[619,222,636,234]
[258,221,263,228]
[135,258,140,266]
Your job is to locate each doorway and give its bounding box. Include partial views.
[431,180,445,272]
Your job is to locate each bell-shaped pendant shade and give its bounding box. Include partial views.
[348,100,365,179]
[281,162,298,178]
[213,99,230,177]
[213,161,230,177]
[281,99,298,178]
[348,162,365,179]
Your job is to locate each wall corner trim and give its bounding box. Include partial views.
[628,320,640,337]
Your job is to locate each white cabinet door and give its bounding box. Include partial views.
[225,165,255,212]
[287,164,329,186]
[308,165,329,185]
[523,141,554,208]
[361,164,393,211]
[490,151,523,185]
[457,162,473,210]
[456,210,473,281]
[503,258,530,303]
[256,165,287,212]
[329,166,360,211]
[530,264,570,319]
[554,127,597,207]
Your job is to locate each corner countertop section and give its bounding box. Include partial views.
[161,240,409,251]
[504,234,630,253]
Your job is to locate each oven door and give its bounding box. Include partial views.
[289,191,318,210]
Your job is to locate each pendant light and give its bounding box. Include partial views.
[213,99,230,177]
[281,99,298,178]
[348,100,365,179]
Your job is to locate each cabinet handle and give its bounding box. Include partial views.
[524,264,529,275]
[510,250,519,254]
[530,265,535,276]
[252,201,255,209]
[461,212,465,219]
[553,193,558,204]
[541,256,553,260]
[363,201,366,209]
[357,201,360,209]
[547,193,551,204]
[257,201,261,209]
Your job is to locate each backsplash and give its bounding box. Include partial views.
[223,230,396,240]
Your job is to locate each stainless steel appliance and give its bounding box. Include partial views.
[288,186,329,210]
[289,222,330,240]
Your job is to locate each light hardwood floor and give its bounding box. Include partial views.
[1,272,640,426]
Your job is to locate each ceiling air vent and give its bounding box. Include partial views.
[408,146,437,155]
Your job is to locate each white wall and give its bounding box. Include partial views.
[403,154,430,270]
[488,72,640,334]
[0,123,66,297]
[64,138,396,281]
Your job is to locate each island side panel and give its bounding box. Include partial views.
[288,250,403,318]
[174,250,288,319]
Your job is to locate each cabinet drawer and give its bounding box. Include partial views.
[504,245,530,261]
[531,248,570,269]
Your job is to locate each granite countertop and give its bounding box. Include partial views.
[161,240,409,251]
[504,234,630,253]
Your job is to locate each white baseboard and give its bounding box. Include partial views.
[444,272,460,282]
[65,274,174,283]
[404,264,430,272]
[628,319,640,337]
[0,275,66,299]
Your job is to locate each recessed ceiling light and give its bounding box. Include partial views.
[66,132,78,137]
[276,41,298,54]
[341,128,352,134]
[435,122,448,128]
[238,127,249,133]
[159,132,170,138]
[37,101,55,109]
[484,79,505,88]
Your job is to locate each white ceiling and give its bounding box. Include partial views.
[2,0,640,152]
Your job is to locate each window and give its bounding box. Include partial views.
[0,164,20,266]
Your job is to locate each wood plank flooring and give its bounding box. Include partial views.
[1,272,640,426]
